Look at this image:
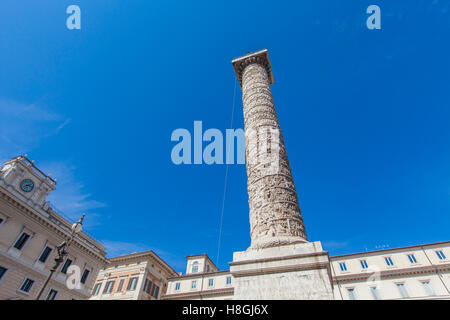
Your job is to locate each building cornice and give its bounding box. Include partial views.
[109,250,178,277]
[228,251,328,266]
[231,262,330,278]
[167,270,230,281]
[161,287,234,300]
[0,187,108,265]
[330,241,450,260]
[231,49,274,88]
[333,263,450,283]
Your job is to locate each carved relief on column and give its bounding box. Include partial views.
[232,50,307,249]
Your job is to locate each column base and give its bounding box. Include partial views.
[229,241,335,300]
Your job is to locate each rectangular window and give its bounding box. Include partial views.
[339,262,347,272]
[191,280,197,289]
[127,277,138,291]
[61,259,72,274]
[385,257,394,266]
[436,250,447,260]
[347,288,356,300]
[14,232,31,250]
[38,246,52,263]
[396,283,409,298]
[144,279,152,294]
[19,278,35,293]
[0,266,7,281]
[46,289,58,300]
[116,279,125,292]
[103,280,115,294]
[360,260,368,269]
[175,282,180,291]
[370,287,381,300]
[80,269,90,284]
[407,254,417,264]
[151,285,160,298]
[226,276,232,285]
[208,279,214,287]
[421,281,435,296]
[92,283,102,296]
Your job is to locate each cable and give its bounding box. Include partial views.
[216,77,238,266]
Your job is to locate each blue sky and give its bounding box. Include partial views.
[0,1,449,271]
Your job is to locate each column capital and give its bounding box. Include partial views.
[232,49,274,88]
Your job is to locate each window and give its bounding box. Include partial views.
[61,259,72,274]
[175,282,180,291]
[192,261,199,273]
[0,266,8,281]
[206,265,210,272]
[92,283,102,296]
[339,262,347,272]
[385,257,394,266]
[103,280,115,294]
[191,280,197,289]
[127,277,138,291]
[360,260,368,269]
[347,288,356,300]
[226,276,232,285]
[19,278,34,293]
[46,289,58,300]
[151,285,160,298]
[436,250,447,260]
[407,254,417,264]
[370,287,381,300]
[421,281,435,296]
[14,232,31,250]
[208,279,214,287]
[396,283,409,298]
[80,269,90,284]
[144,279,152,294]
[116,279,125,292]
[38,246,52,263]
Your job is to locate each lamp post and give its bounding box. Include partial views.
[35,213,85,300]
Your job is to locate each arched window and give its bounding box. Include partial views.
[192,261,199,273]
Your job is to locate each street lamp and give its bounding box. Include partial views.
[35,213,85,300]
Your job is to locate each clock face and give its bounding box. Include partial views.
[20,179,34,193]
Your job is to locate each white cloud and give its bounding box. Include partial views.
[39,161,107,229]
[102,240,185,271]
[0,98,70,162]
[102,240,153,257]
[322,240,349,251]
[0,97,104,228]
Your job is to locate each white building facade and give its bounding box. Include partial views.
[331,241,450,300]
[163,241,450,300]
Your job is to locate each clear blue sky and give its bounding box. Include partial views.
[0,1,449,271]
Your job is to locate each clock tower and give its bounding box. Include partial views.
[0,155,56,211]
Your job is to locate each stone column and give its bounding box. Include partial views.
[230,50,334,300]
[232,49,307,249]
